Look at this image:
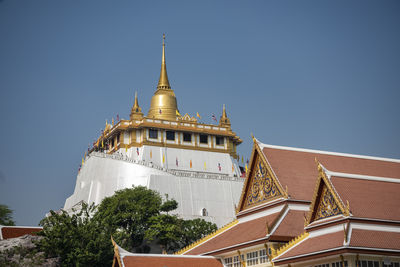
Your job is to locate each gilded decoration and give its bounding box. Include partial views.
[314,184,342,220]
[245,156,282,208]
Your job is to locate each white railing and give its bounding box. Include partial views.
[88,152,242,182]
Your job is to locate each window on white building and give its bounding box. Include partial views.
[166,131,175,141]
[259,249,268,263]
[224,257,232,267]
[200,134,208,144]
[246,251,259,266]
[216,136,224,145]
[383,262,400,267]
[233,255,244,267]
[357,261,378,267]
[149,129,158,139]
[183,132,192,142]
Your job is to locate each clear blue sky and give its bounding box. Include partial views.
[0,0,399,225]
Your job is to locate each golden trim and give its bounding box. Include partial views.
[272,232,309,258]
[111,236,123,267]
[237,250,246,267]
[236,138,288,213]
[174,219,238,255]
[305,160,350,226]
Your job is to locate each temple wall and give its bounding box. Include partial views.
[64,154,244,227]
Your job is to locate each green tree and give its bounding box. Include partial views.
[38,203,112,267]
[38,186,218,265]
[0,204,15,226]
[93,186,178,252]
[145,217,218,253]
[180,218,218,245]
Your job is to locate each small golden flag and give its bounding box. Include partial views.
[125,145,128,153]
[204,161,206,170]
[245,164,248,174]
[112,118,114,126]
[101,139,104,148]
[163,153,165,163]
[176,110,181,116]
[82,157,84,166]
[150,150,152,159]
[190,159,192,168]
[196,112,201,119]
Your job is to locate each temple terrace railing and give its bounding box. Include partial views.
[87,152,242,182]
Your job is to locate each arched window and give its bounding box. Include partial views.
[202,208,208,216]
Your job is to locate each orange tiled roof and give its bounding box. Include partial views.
[0,226,42,240]
[350,229,400,250]
[262,146,400,201]
[185,212,280,255]
[331,176,400,221]
[271,210,306,239]
[123,255,223,267]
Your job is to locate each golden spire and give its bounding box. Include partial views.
[130,91,143,120]
[219,104,231,127]
[148,34,178,120]
[157,34,171,90]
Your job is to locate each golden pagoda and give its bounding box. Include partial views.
[65,35,244,228]
[147,34,179,121]
[92,34,242,160]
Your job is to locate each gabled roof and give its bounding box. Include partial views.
[330,175,400,221]
[259,142,400,202]
[273,150,400,264]
[181,204,307,256]
[183,212,280,255]
[111,238,222,267]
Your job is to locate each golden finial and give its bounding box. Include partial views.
[157,33,171,90]
[130,91,143,120]
[219,104,231,127]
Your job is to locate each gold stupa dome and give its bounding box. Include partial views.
[147,34,179,120]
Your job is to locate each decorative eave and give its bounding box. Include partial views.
[100,118,242,142]
[304,160,350,227]
[111,236,123,267]
[271,231,309,259]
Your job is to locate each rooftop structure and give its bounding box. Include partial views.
[115,137,400,266]
[64,35,244,227]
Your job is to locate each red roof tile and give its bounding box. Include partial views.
[1,226,42,239]
[186,212,280,255]
[350,229,400,250]
[274,231,344,262]
[331,176,400,221]
[123,256,222,267]
[262,146,400,201]
[272,210,307,239]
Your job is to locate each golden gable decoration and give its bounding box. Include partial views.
[314,184,342,220]
[305,160,350,225]
[244,156,283,209]
[236,137,288,213]
[180,113,198,122]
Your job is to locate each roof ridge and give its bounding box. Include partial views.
[257,142,400,163]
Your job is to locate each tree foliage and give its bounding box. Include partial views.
[38,186,217,266]
[0,204,15,226]
[38,203,112,267]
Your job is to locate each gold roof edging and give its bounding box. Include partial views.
[174,219,238,255]
[305,160,350,226]
[271,231,309,259]
[236,137,288,213]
